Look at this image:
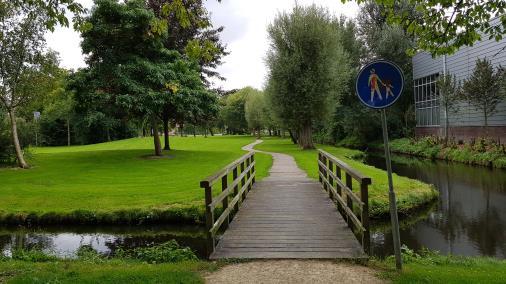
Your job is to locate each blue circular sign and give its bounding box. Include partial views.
[355,60,404,109]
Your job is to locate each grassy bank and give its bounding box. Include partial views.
[389,137,506,168]
[0,136,272,225]
[255,138,438,218]
[376,248,506,283]
[0,241,217,283]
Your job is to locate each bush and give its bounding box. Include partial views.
[11,248,58,262]
[115,240,197,263]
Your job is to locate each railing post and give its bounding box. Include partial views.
[318,152,323,183]
[240,161,246,201]
[322,155,328,192]
[345,173,353,229]
[361,180,371,254]
[233,166,239,212]
[221,175,229,229]
[203,183,215,255]
[246,155,251,193]
[335,167,343,214]
[328,160,334,200]
[251,153,256,184]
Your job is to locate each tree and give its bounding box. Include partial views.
[221,88,252,134]
[245,89,266,138]
[348,0,506,56]
[437,73,461,141]
[462,58,504,133]
[147,0,227,149]
[79,0,207,156]
[0,0,84,168]
[266,5,350,149]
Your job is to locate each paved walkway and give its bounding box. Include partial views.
[210,140,366,259]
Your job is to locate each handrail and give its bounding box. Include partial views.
[200,152,254,188]
[317,149,371,254]
[200,151,256,256]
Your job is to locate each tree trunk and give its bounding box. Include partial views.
[288,129,298,145]
[210,128,214,136]
[484,109,489,137]
[256,128,261,139]
[151,118,162,156]
[297,124,314,149]
[163,115,170,150]
[193,125,196,137]
[179,123,184,137]
[67,117,71,146]
[8,109,29,168]
[106,127,111,141]
[269,129,272,136]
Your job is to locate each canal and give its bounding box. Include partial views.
[365,153,506,259]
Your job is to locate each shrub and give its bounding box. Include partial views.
[11,248,58,262]
[115,240,197,263]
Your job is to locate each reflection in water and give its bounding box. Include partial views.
[0,225,208,258]
[366,154,506,259]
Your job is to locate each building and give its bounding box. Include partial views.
[412,25,506,143]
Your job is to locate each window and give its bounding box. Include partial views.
[414,74,440,126]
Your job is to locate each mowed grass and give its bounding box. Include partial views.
[0,136,272,224]
[254,137,438,217]
[377,253,506,283]
[0,260,217,284]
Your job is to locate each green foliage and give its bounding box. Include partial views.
[244,89,267,135]
[351,0,506,56]
[11,248,58,262]
[462,58,505,127]
[266,5,352,148]
[116,240,197,264]
[389,137,506,168]
[220,87,253,134]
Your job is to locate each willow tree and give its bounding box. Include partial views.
[244,88,266,138]
[265,5,349,149]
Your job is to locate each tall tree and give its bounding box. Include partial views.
[221,87,251,134]
[266,4,350,149]
[80,0,207,156]
[147,0,227,149]
[437,73,461,141]
[244,89,266,138]
[462,58,504,132]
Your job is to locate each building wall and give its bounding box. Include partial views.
[412,20,506,141]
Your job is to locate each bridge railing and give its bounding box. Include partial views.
[317,149,371,253]
[199,151,256,255]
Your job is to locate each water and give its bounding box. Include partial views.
[0,225,208,259]
[365,153,506,259]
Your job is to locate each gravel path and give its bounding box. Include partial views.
[204,260,386,284]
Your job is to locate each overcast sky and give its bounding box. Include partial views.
[46,0,359,91]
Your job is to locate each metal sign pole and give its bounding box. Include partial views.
[381,108,402,270]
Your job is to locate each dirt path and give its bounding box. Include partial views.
[204,260,386,284]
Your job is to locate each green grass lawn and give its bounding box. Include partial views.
[376,251,506,283]
[254,137,438,217]
[0,136,272,225]
[0,260,217,284]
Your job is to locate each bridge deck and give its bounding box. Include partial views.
[210,150,367,259]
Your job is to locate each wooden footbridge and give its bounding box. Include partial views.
[200,141,371,259]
